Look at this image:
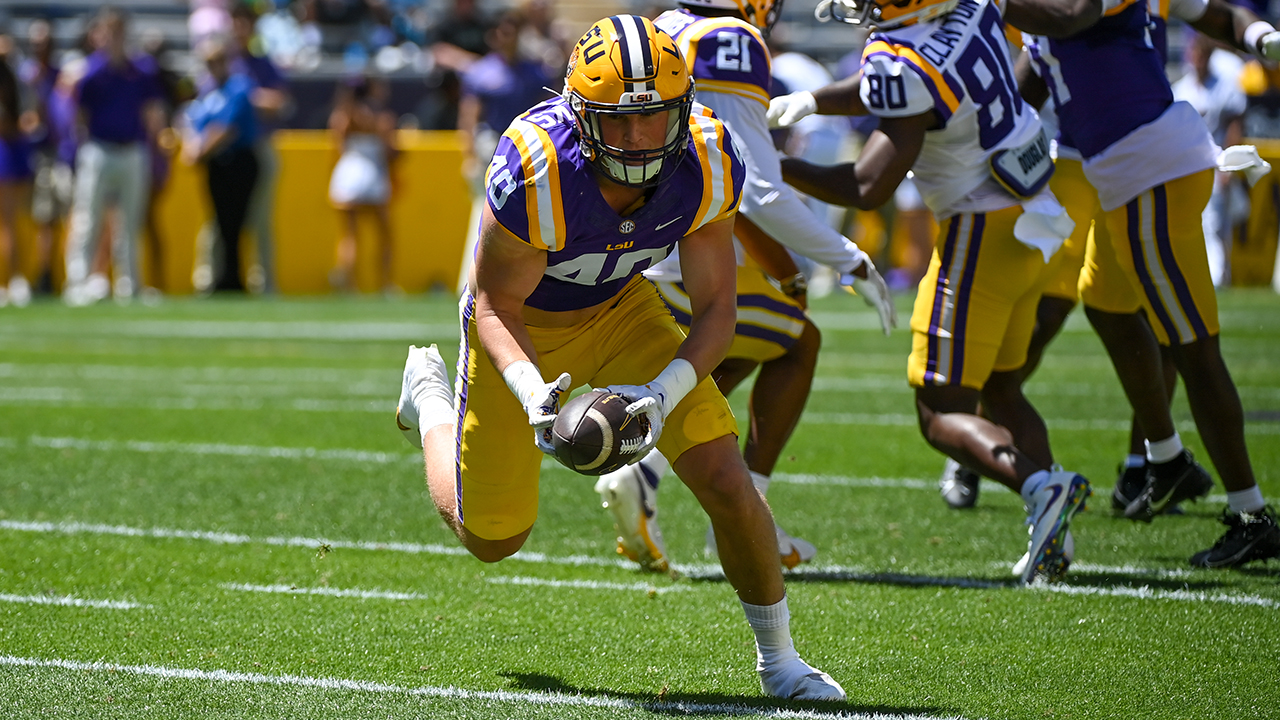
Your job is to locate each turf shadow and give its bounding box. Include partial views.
[499,671,951,718]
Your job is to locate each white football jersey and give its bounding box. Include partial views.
[860,0,1044,217]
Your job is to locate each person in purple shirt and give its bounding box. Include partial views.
[0,33,34,308]
[183,36,261,294]
[63,7,164,306]
[454,9,554,290]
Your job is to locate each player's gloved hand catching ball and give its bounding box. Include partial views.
[842,260,897,336]
[605,358,698,462]
[502,360,572,454]
[767,91,817,129]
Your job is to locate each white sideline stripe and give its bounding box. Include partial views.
[990,562,1195,579]
[221,583,430,601]
[0,593,146,610]
[810,376,1280,401]
[0,362,392,384]
[0,656,903,720]
[801,412,1280,435]
[0,390,388,414]
[0,519,633,570]
[486,576,689,594]
[0,320,457,341]
[1031,583,1280,608]
[22,435,416,465]
[772,473,932,490]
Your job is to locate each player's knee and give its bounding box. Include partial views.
[462,531,528,563]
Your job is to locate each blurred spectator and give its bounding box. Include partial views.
[63,7,164,306]
[183,35,261,293]
[454,9,554,291]
[518,0,569,78]
[0,32,34,308]
[190,0,234,46]
[327,75,396,293]
[19,19,60,297]
[140,29,194,295]
[198,4,291,294]
[431,0,491,74]
[1174,32,1246,287]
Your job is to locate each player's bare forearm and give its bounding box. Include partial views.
[676,216,738,379]
[1015,53,1051,109]
[1191,0,1261,53]
[473,206,547,373]
[734,213,802,283]
[814,74,868,116]
[781,114,926,210]
[1004,0,1102,37]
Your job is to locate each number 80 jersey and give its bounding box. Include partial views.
[859,0,1043,218]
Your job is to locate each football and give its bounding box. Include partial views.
[550,389,648,475]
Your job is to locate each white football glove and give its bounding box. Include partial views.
[502,361,572,455]
[603,383,668,462]
[604,360,697,463]
[767,91,817,129]
[842,261,897,336]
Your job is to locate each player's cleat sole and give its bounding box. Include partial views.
[1189,505,1280,568]
[1124,450,1214,523]
[939,458,980,509]
[595,463,668,573]
[1022,472,1091,584]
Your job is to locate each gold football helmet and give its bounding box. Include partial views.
[679,0,786,36]
[814,0,960,30]
[563,15,695,188]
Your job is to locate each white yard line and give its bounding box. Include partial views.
[0,320,457,341]
[0,593,146,610]
[486,576,689,593]
[221,583,430,601]
[23,435,416,465]
[800,412,1280,435]
[0,519,633,570]
[0,655,903,720]
[1030,583,1280,608]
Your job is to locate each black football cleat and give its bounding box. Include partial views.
[1111,462,1147,512]
[1124,450,1214,522]
[939,458,980,509]
[1190,506,1280,568]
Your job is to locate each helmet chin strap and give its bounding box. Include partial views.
[603,155,664,185]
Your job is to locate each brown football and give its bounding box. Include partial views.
[550,389,648,475]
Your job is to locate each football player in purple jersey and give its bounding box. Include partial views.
[394,15,846,700]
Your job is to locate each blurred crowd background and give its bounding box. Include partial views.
[2,0,1280,306]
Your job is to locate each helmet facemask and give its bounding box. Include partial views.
[566,87,695,188]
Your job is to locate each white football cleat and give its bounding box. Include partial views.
[759,656,846,701]
[1022,471,1091,584]
[705,523,817,569]
[8,276,30,307]
[595,462,668,573]
[396,344,453,449]
[1013,529,1074,577]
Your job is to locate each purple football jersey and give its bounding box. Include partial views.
[485,96,745,312]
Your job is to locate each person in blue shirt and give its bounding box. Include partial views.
[183,35,260,293]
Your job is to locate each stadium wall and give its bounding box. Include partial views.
[11,130,473,295]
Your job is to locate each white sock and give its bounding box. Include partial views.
[1124,454,1146,469]
[1145,433,1184,464]
[741,596,799,668]
[1020,469,1051,505]
[1227,486,1266,514]
[639,452,670,489]
[750,471,771,495]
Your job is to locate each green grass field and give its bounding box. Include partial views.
[1,289,1277,720]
